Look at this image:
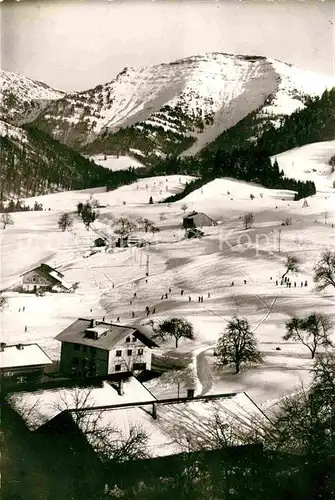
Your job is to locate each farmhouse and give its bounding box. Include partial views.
[20,263,72,293]
[55,318,158,377]
[0,342,53,383]
[182,210,217,229]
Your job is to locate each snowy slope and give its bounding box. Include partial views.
[87,154,144,171]
[33,53,335,157]
[271,140,335,191]
[2,173,335,410]
[181,178,297,204]
[0,119,29,143]
[0,70,65,125]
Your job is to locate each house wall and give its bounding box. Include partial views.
[108,335,152,374]
[59,342,109,377]
[22,270,54,292]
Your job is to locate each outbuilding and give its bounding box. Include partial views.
[182,211,217,229]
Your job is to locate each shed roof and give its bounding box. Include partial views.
[0,343,53,370]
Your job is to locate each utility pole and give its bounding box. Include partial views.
[278,229,282,254]
[146,254,150,276]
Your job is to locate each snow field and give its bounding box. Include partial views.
[1,175,335,411]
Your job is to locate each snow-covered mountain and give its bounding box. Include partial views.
[0,70,65,125]
[30,53,335,159]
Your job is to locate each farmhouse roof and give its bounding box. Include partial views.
[79,392,265,459]
[9,375,157,430]
[55,318,158,350]
[0,343,53,370]
[20,263,72,290]
[20,263,64,279]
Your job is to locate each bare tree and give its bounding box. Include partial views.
[216,317,262,374]
[58,212,73,232]
[155,318,195,348]
[242,212,254,230]
[181,203,188,214]
[283,313,333,359]
[150,224,160,236]
[281,254,300,281]
[137,217,152,233]
[51,386,149,463]
[114,217,136,237]
[313,249,335,291]
[1,213,14,229]
[0,296,8,311]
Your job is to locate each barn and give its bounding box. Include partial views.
[94,237,107,248]
[182,211,217,229]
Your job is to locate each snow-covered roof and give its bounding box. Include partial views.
[9,376,156,431]
[0,344,53,370]
[20,263,63,279]
[73,392,266,459]
[55,318,158,350]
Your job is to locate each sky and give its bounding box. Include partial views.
[1,0,335,92]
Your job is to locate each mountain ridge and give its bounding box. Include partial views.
[26,52,335,160]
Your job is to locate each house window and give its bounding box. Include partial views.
[138,348,144,356]
[115,364,121,372]
[32,277,36,282]
[116,350,122,357]
[74,344,80,351]
[127,349,132,356]
[126,337,130,343]
[132,336,137,342]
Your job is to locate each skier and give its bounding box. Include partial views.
[208,292,210,298]
[152,308,156,314]
[132,311,135,318]
[198,296,201,303]
[304,280,308,287]
[188,296,191,302]
[301,282,303,287]
[22,306,25,312]
[231,281,234,286]
[276,280,278,286]
[169,287,171,293]
[24,325,27,333]
[161,295,164,300]
[201,296,204,303]
[117,317,120,322]
[181,290,184,296]
[102,316,105,322]
[134,292,137,298]
[165,293,168,299]
[294,282,296,287]
[244,280,247,285]
[130,300,132,305]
